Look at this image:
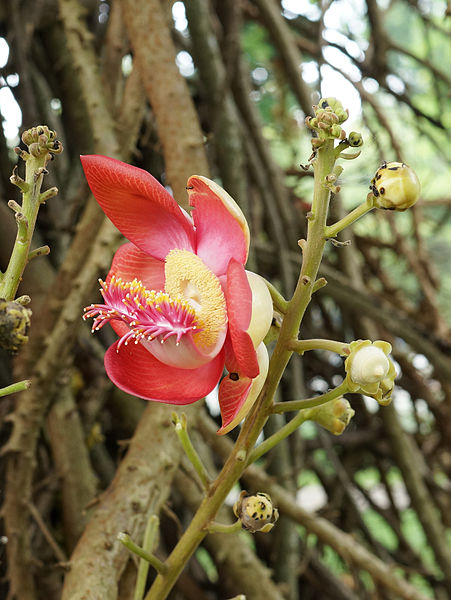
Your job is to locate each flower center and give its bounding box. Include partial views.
[83,276,201,348]
[164,249,227,351]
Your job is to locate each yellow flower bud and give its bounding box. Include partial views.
[370,162,420,211]
[233,491,279,533]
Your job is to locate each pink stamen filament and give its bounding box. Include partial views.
[83,277,201,350]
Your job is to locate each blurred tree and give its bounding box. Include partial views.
[0,1,450,599]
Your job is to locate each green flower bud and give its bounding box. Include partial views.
[233,491,279,533]
[348,132,363,147]
[307,397,355,435]
[316,98,348,123]
[330,124,344,139]
[344,340,396,405]
[0,299,32,353]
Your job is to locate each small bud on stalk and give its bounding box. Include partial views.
[0,299,32,353]
[370,161,420,211]
[344,340,396,405]
[233,491,279,533]
[307,397,355,435]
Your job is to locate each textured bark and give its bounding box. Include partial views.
[62,403,198,600]
[121,0,209,206]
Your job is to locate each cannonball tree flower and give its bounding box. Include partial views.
[344,340,396,406]
[81,156,273,433]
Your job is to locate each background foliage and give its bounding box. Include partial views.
[0,0,450,599]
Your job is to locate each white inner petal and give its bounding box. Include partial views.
[350,346,389,384]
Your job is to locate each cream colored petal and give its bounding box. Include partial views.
[246,271,273,348]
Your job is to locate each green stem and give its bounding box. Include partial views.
[118,533,167,574]
[264,278,288,313]
[0,379,31,398]
[134,516,160,600]
[0,155,50,300]
[271,381,349,414]
[247,411,311,465]
[144,139,337,600]
[288,339,349,355]
[324,195,375,239]
[206,520,242,534]
[172,413,210,488]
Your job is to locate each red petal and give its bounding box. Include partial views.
[107,242,165,291]
[104,340,225,404]
[225,260,259,378]
[217,375,252,433]
[81,155,195,260]
[187,176,249,276]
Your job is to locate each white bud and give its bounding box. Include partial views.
[350,346,389,385]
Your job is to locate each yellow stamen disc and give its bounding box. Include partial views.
[165,249,227,350]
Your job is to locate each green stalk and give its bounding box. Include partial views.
[271,381,349,414]
[134,516,160,600]
[144,139,337,600]
[324,195,375,239]
[118,532,167,574]
[206,520,242,534]
[0,154,50,300]
[173,413,210,488]
[252,382,349,463]
[288,339,349,355]
[0,379,31,398]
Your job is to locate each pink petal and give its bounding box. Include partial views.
[104,340,225,404]
[218,342,269,435]
[217,375,252,434]
[225,260,259,379]
[81,155,195,260]
[107,242,165,291]
[187,176,249,276]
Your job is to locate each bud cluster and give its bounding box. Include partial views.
[18,126,63,160]
[305,97,349,149]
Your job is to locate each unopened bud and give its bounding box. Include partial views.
[370,162,420,211]
[344,340,396,405]
[0,299,32,353]
[307,397,355,435]
[233,491,279,533]
[348,132,363,147]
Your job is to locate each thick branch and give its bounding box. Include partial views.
[121,0,209,206]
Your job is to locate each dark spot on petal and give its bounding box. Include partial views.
[379,187,385,195]
[376,173,382,180]
[320,100,329,108]
[230,372,239,381]
[388,166,399,171]
[252,512,258,519]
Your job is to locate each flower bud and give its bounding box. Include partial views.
[307,397,355,435]
[344,340,396,405]
[233,491,279,533]
[370,162,420,211]
[0,299,32,353]
[348,132,363,147]
[350,346,389,385]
